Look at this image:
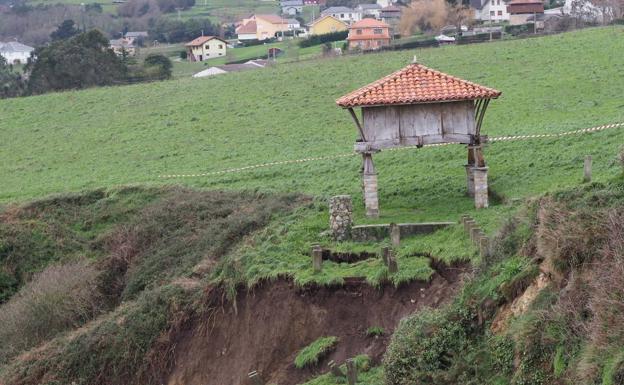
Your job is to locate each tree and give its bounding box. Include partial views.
[0,56,25,98]
[27,30,126,94]
[50,19,80,41]
[399,0,474,35]
[143,53,172,79]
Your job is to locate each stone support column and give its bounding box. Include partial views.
[329,195,353,241]
[362,153,379,218]
[473,167,489,209]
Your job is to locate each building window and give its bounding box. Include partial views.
[498,10,502,15]
[490,10,495,16]
[218,44,223,49]
[340,13,344,17]
[356,29,363,34]
[205,45,209,49]
[373,28,383,34]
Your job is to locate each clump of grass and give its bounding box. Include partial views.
[294,336,339,369]
[366,326,384,337]
[0,259,104,364]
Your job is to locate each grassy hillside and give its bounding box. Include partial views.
[2,26,624,385]
[1,27,623,230]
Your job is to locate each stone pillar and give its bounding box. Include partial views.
[473,167,489,209]
[362,153,379,218]
[465,165,475,197]
[329,195,353,241]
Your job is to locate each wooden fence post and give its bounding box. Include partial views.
[312,245,323,272]
[390,222,400,247]
[387,249,398,274]
[584,155,592,182]
[346,359,358,385]
[381,246,390,267]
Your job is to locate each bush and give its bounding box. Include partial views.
[299,31,348,48]
[0,260,104,364]
[366,326,384,337]
[294,336,339,368]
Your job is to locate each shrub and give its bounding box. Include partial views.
[0,259,104,364]
[294,336,339,369]
[298,31,348,48]
[366,326,384,337]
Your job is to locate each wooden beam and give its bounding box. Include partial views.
[348,108,367,142]
[354,134,487,152]
[475,99,490,139]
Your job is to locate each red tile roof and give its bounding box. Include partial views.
[236,20,257,34]
[336,63,501,108]
[185,36,225,46]
[349,18,390,29]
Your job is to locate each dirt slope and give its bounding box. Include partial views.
[167,264,466,385]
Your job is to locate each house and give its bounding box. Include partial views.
[281,0,303,15]
[336,62,501,216]
[124,31,148,44]
[192,59,268,78]
[346,18,391,50]
[471,0,511,21]
[286,18,301,29]
[0,41,34,64]
[357,3,382,18]
[321,6,362,23]
[379,5,402,23]
[307,15,349,35]
[185,36,227,62]
[507,0,544,25]
[109,38,136,56]
[236,14,289,41]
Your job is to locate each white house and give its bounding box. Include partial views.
[286,18,301,29]
[321,6,362,23]
[470,0,510,22]
[0,41,34,65]
[185,36,227,62]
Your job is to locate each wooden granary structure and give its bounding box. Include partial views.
[336,62,501,217]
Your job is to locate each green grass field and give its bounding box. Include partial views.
[2,27,622,230]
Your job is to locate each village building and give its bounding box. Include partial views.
[109,38,136,56]
[357,3,383,18]
[346,18,391,50]
[0,41,34,64]
[185,36,227,62]
[236,14,289,41]
[471,0,511,21]
[280,0,303,15]
[124,31,148,44]
[307,15,349,35]
[507,0,545,25]
[287,18,301,29]
[379,5,402,24]
[321,6,362,23]
[336,62,501,217]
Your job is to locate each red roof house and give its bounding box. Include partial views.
[346,18,391,51]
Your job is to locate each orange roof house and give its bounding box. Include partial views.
[236,14,289,41]
[346,18,391,50]
[337,62,501,216]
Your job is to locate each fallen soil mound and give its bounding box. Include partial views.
[166,263,467,385]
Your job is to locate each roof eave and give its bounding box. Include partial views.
[337,95,501,109]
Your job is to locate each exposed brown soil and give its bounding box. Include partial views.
[166,263,467,385]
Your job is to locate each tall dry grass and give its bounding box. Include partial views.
[0,259,104,364]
